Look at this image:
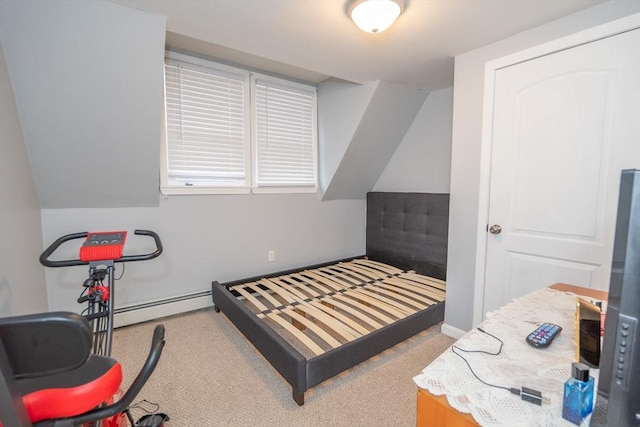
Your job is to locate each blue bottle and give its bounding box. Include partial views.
[562,362,594,425]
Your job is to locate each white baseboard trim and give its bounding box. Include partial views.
[114,290,213,328]
[440,323,467,339]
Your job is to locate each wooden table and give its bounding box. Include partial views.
[415,283,608,427]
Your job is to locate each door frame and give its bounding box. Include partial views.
[472,13,640,326]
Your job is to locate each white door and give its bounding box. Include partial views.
[483,28,640,315]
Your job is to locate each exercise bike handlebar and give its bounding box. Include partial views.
[39,229,163,267]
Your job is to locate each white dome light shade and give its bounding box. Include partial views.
[348,0,404,34]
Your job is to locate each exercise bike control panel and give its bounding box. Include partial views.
[79,231,128,262]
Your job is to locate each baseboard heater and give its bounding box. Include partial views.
[113,290,213,328]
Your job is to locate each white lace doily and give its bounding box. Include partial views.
[414,287,599,426]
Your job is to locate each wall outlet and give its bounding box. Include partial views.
[268,250,275,262]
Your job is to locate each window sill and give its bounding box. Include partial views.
[160,185,318,196]
[160,186,251,196]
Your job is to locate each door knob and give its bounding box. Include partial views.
[489,224,502,234]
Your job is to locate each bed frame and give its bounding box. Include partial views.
[211,192,449,405]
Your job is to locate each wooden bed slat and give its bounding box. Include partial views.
[376,280,439,306]
[383,278,446,303]
[341,261,395,280]
[282,308,342,349]
[353,258,403,275]
[233,285,269,313]
[316,267,362,287]
[280,276,322,298]
[369,282,431,310]
[331,293,396,325]
[258,278,298,304]
[317,295,384,330]
[285,272,334,295]
[340,290,405,321]
[225,260,446,365]
[244,282,284,308]
[266,277,314,301]
[348,287,414,317]
[332,264,380,283]
[308,300,369,336]
[323,265,372,284]
[293,302,360,341]
[265,312,325,356]
[398,272,446,291]
[298,270,346,292]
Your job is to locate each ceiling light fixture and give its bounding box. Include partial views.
[346,0,406,34]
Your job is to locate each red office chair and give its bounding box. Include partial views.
[0,311,164,427]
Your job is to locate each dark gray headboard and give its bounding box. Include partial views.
[366,192,449,280]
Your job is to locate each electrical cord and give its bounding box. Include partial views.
[115,262,125,280]
[129,399,170,426]
[452,327,509,390]
[451,327,550,405]
[129,399,160,414]
[453,327,503,356]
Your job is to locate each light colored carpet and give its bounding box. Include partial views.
[112,308,454,427]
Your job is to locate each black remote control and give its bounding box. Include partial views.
[526,323,562,348]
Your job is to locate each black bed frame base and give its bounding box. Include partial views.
[211,257,445,406]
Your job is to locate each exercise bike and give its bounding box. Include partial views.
[39,230,163,359]
[0,230,166,427]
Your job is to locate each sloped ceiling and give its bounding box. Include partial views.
[0,0,166,209]
[319,81,429,200]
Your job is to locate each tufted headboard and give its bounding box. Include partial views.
[366,192,449,280]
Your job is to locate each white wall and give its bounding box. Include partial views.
[373,87,453,193]
[41,194,365,315]
[445,0,640,335]
[0,40,48,316]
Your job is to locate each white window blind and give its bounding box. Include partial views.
[162,53,318,195]
[253,76,317,189]
[164,58,248,187]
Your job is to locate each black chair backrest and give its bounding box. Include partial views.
[0,311,92,379]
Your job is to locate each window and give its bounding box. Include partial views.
[161,52,318,195]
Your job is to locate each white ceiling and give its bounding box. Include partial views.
[111,0,604,90]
